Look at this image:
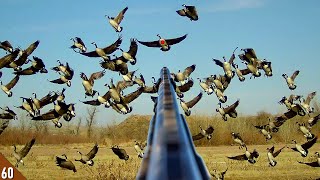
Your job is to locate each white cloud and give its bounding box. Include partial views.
[202,0,267,13]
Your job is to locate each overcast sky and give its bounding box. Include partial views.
[1,0,319,125]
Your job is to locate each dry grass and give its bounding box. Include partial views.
[0,143,319,180]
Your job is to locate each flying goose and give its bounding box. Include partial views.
[56,154,77,172]
[307,113,320,128]
[213,47,238,79]
[134,141,144,158]
[176,4,199,21]
[0,49,20,70]
[171,64,196,85]
[31,92,57,115]
[55,88,66,102]
[212,85,227,103]
[138,34,187,51]
[14,56,47,75]
[259,118,284,133]
[15,97,36,117]
[81,91,111,108]
[296,122,315,141]
[105,79,134,104]
[106,7,128,32]
[0,107,17,120]
[13,138,36,167]
[278,94,302,111]
[0,75,20,97]
[0,119,9,135]
[75,143,99,166]
[50,60,74,87]
[232,63,245,82]
[298,152,320,167]
[111,145,129,160]
[175,78,194,98]
[122,70,138,82]
[0,40,13,53]
[300,91,316,114]
[133,74,145,87]
[258,60,273,77]
[227,146,259,164]
[267,145,286,167]
[70,37,87,53]
[100,56,128,75]
[109,87,143,114]
[216,100,240,121]
[275,109,298,122]
[289,136,318,157]
[192,125,214,141]
[253,125,272,141]
[80,70,106,98]
[210,168,228,180]
[6,40,40,71]
[238,49,261,78]
[118,38,138,65]
[80,36,122,61]
[197,78,213,95]
[282,70,299,90]
[178,92,203,116]
[231,132,246,149]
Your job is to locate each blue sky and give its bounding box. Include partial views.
[1,0,319,125]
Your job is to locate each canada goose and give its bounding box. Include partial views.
[106,7,128,32]
[262,118,284,133]
[178,92,203,116]
[118,38,138,65]
[300,91,317,114]
[75,143,98,166]
[227,146,259,164]
[122,70,137,82]
[100,57,128,75]
[213,85,227,103]
[258,60,273,77]
[6,40,40,71]
[110,87,143,114]
[267,145,286,167]
[176,4,198,21]
[134,141,144,158]
[253,125,272,141]
[231,132,246,149]
[14,56,47,75]
[232,63,245,82]
[31,92,57,115]
[213,47,238,78]
[50,60,74,87]
[210,168,228,180]
[192,125,214,141]
[214,74,232,92]
[282,70,299,90]
[289,136,318,157]
[0,40,13,53]
[111,145,129,160]
[175,78,194,97]
[296,122,315,141]
[56,88,66,102]
[216,99,240,121]
[70,37,87,53]
[307,113,320,128]
[15,97,36,117]
[133,74,145,87]
[105,79,134,104]
[0,49,20,69]
[275,109,298,122]
[171,64,196,85]
[0,75,20,97]
[0,119,9,135]
[238,48,261,78]
[298,152,320,167]
[0,106,17,120]
[56,154,77,172]
[197,78,214,95]
[138,34,187,51]
[81,91,111,108]
[80,36,122,61]
[80,70,106,98]
[13,138,35,167]
[278,94,302,110]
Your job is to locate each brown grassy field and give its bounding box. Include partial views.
[0,143,319,180]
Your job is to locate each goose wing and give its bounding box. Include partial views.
[81,37,122,57]
[32,109,60,120]
[0,120,9,135]
[269,146,275,153]
[0,41,13,51]
[19,138,35,158]
[166,34,187,45]
[143,85,157,94]
[49,78,65,84]
[137,39,160,48]
[14,66,36,75]
[186,92,203,108]
[177,79,194,93]
[301,136,318,150]
[81,99,101,106]
[183,64,196,77]
[273,146,286,158]
[239,68,251,76]
[114,7,128,24]
[100,60,116,71]
[39,92,56,107]
[116,80,134,92]
[304,91,316,105]
[116,62,128,75]
[243,48,257,59]
[87,144,99,160]
[224,100,240,113]
[186,5,197,15]
[0,113,14,120]
[227,154,247,161]
[56,157,76,172]
[5,75,20,90]
[192,132,205,141]
[251,149,259,158]
[15,40,40,66]
[275,110,297,122]
[75,37,85,46]
[232,132,243,140]
[0,49,20,69]
[228,47,238,64]
[89,70,105,85]
[206,126,214,134]
[176,9,186,16]
[123,87,143,104]
[298,161,319,167]
[290,70,300,81]
[127,38,138,57]
[213,59,223,67]
[65,62,74,79]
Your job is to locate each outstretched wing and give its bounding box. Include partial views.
[183,64,196,77]
[301,136,318,150]
[87,144,99,159]
[273,146,286,158]
[176,9,186,16]
[192,133,205,141]
[290,70,300,81]
[127,38,138,57]
[0,49,20,69]
[123,87,143,104]
[6,75,20,90]
[275,110,297,122]
[213,59,223,67]
[32,109,60,120]
[19,138,35,158]
[224,100,240,113]
[0,120,9,135]
[177,79,194,93]
[15,40,40,66]
[0,113,14,120]
[114,7,128,24]
[137,40,160,48]
[227,154,247,161]
[39,92,56,107]
[101,36,123,54]
[49,78,65,84]
[166,34,187,45]
[89,71,105,85]
[186,92,203,108]
[81,99,101,106]
[75,37,85,46]
[304,91,316,105]
[206,126,214,134]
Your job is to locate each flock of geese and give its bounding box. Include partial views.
[0,4,319,179]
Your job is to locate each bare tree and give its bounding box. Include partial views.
[75,117,82,136]
[86,107,98,139]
